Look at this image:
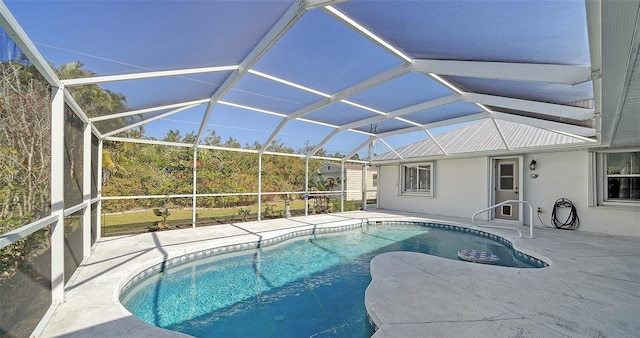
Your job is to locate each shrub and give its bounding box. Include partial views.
[330,200,358,212]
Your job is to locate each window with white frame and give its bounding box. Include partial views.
[604,151,640,202]
[400,163,433,196]
[372,173,378,187]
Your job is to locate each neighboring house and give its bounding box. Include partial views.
[373,119,640,237]
[315,162,378,202]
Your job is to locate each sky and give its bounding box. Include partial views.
[3,0,591,157]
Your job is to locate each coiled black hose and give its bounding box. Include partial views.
[551,198,580,230]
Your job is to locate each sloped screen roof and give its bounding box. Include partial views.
[4,0,596,158]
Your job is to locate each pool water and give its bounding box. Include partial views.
[121,223,541,337]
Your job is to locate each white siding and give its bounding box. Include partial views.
[345,169,363,201]
[319,163,378,202]
[378,150,640,237]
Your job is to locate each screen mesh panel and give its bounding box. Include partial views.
[336,0,590,65]
[7,1,294,75]
[347,73,454,112]
[253,9,403,94]
[305,102,379,126]
[221,73,323,115]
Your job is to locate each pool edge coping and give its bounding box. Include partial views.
[116,217,550,335]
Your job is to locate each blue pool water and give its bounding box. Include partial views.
[121,223,542,337]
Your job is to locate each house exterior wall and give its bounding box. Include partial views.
[378,150,640,237]
[318,164,377,201]
[378,157,489,218]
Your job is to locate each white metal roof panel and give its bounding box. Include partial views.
[336,0,590,64]
[374,118,590,162]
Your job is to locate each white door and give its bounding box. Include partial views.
[494,159,519,221]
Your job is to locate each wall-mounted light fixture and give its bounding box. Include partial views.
[529,159,537,171]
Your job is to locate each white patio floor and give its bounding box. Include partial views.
[40,210,639,338]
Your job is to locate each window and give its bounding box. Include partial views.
[498,162,515,190]
[400,163,433,196]
[372,173,378,187]
[605,151,640,201]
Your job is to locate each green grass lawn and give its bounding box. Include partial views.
[102,200,308,236]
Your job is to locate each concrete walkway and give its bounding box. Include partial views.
[39,210,639,337]
[367,222,640,338]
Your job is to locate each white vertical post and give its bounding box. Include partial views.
[304,158,309,216]
[258,154,262,222]
[375,166,380,208]
[340,161,345,212]
[96,139,103,241]
[362,164,367,211]
[51,85,65,303]
[82,121,91,258]
[192,147,198,229]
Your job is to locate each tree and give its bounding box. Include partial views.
[0,58,51,282]
[58,62,128,133]
[0,60,51,227]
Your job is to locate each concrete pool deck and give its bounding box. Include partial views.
[40,210,639,337]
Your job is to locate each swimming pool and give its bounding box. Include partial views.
[120,221,545,337]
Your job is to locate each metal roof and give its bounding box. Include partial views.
[373,119,591,162]
[1,0,638,160]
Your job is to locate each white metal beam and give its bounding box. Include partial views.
[0,2,60,86]
[585,0,603,144]
[103,136,365,161]
[463,92,595,121]
[51,86,65,303]
[413,59,593,85]
[63,89,103,138]
[104,136,193,148]
[90,99,210,122]
[256,64,411,150]
[286,64,411,122]
[335,64,412,101]
[424,129,449,156]
[298,118,338,128]
[338,94,462,131]
[96,139,103,242]
[303,0,350,10]
[378,138,404,160]
[82,121,92,258]
[306,129,340,158]
[257,155,262,222]
[101,103,199,138]
[0,215,57,249]
[340,161,345,212]
[324,5,412,63]
[248,69,330,97]
[192,146,198,229]
[345,137,375,160]
[259,118,289,154]
[491,112,597,137]
[304,158,309,216]
[194,1,307,147]
[375,112,490,138]
[218,100,286,118]
[63,90,89,124]
[490,117,512,151]
[286,98,334,121]
[61,65,239,86]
